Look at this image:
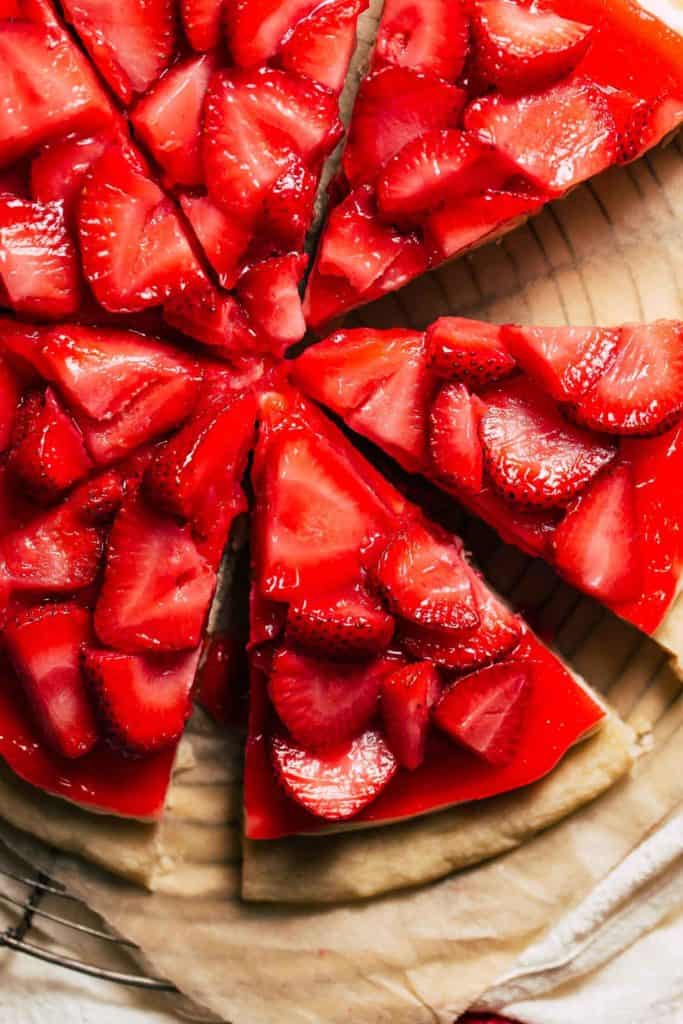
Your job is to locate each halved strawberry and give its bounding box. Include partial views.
[401,570,521,671]
[237,254,307,355]
[268,646,387,748]
[0,354,20,453]
[429,381,484,493]
[259,155,318,254]
[0,17,112,167]
[426,317,515,386]
[502,323,621,402]
[180,194,250,291]
[553,462,641,603]
[470,0,593,95]
[425,187,543,261]
[373,0,469,81]
[342,67,466,189]
[131,54,215,187]
[0,195,81,318]
[5,603,97,759]
[465,78,617,195]
[380,661,440,770]
[61,0,175,105]
[280,0,367,93]
[270,727,397,820]
[372,523,479,632]
[286,587,395,660]
[479,376,617,507]
[377,129,510,225]
[163,282,259,357]
[94,497,215,653]
[83,646,199,756]
[571,321,683,436]
[225,0,319,66]
[203,67,342,221]
[615,95,683,165]
[259,429,390,599]
[68,467,126,524]
[434,660,531,766]
[180,0,222,51]
[3,505,102,592]
[10,388,92,500]
[30,132,112,224]
[79,145,204,313]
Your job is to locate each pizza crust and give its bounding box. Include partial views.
[241,714,634,904]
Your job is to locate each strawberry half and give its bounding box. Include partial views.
[179,194,251,290]
[78,145,204,313]
[181,0,222,51]
[426,317,515,386]
[342,67,466,189]
[286,588,395,661]
[237,254,307,355]
[380,661,440,771]
[470,0,593,95]
[268,646,388,748]
[553,462,641,604]
[259,155,318,254]
[280,0,368,93]
[372,523,479,632]
[3,505,102,592]
[163,283,259,357]
[571,321,683,436]
[373,0,469,81]
[94,497,215,653]
[429,381,484,493]
[465,78,617,195]
[479,376,617,507]
[270,728,398,820]
[425,187,543,262]
[5,603,98,760]
[83,646,199,756]
[434,660,532,766]
[10,388,92,501]
[225,0,320,66]
[30,132,112,224]
[503,323,621,402]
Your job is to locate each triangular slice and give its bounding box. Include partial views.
[304,0,683,328]
[0,318,260,818]
[244,387,608,839]
[293,318,683,649]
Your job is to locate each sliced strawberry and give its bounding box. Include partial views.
[373,0,469,80]
[470,0,593,95]
[225,0,319,66]
[83,646,199,756]
[268,646,387,748]
[571,321,683,436]
[479,376,617,507]
[10,388,91,500]
[401,571,521,671]
[343,67,466,189]
[553,462,641,603]
[0,195,81,318]
[280,0,367,93]
[203,67,342,221]
[380,661,440,771]
[131,54,215,187]
[426,317,515,386]
[3,505,102,592]
[286,587,395,660]
[615,95,683,165]
[180,0,222,51]
[259,155,318,254]
[68,467,126,524]
[94,497,215,653]
[163,283,259,357]
[429,381,484,493]
[237,254,307,355]
[434,660,531,766]
[259,429,389,599]
[180,194,251,290]
[465,78,617,195]
[0,18,112,167]
[372,524,479,632]
[5,603,97,759]
[425,187,543,261]
[30,132,111,224]
[0,354,20,452]
[62,0,175,105]
[377,129,509,225]
[270,727,397,820]
[502,323,621,402]
[79,145,204,313]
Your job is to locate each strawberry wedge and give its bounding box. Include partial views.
[304,0,683,328]
[244,387,605,839]
[293,318,683,640]
[0,320,260,817]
